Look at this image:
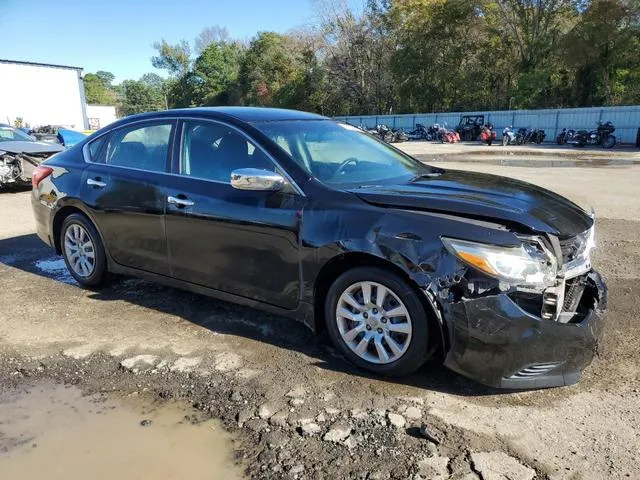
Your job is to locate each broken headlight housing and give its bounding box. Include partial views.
[442,237,557,288]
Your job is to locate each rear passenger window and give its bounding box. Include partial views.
[102,123,173,172]
[88,135,108,162]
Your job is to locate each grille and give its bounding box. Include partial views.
[563,277,586,312]
[508,362,562,379]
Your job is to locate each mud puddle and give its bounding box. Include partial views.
[0,381,243,479]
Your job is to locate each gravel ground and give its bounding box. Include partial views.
[0,151,639,480]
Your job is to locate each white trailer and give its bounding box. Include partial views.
[0,59,88,130]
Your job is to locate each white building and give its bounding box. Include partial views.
[0,59,88,130]
[86,104,118,130]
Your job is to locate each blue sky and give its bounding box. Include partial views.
[1,0,349,82]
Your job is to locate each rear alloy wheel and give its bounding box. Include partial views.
[325,267,431,376]
[61,213,108,287]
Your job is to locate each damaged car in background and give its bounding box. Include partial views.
[1,125,63,189]
[30,107,607,389]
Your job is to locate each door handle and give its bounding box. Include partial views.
[87,178,107,188]
[168,195,195,208]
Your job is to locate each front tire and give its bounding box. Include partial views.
[60,213,108,287]
[324,267,431,377]
[602,134,616,149]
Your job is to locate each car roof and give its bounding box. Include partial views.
[117,107,328,125]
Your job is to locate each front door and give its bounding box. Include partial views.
[164,119,304,309]
[82,120,175,275]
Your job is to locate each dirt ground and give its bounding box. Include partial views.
[0,147,639,480]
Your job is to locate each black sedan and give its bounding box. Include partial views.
[30,107,607,389]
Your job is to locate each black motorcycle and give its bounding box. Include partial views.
[557,121,616,148]
[516,127,546,144]
[407,123,432,141]
[530,128,546,144]
[516,127,532,144]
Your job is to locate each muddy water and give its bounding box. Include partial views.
[0,381,244,479]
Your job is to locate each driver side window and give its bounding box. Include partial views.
[180,120,275,183]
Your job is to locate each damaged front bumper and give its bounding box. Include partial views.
[441,271,607,389]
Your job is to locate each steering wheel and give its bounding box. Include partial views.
[333,157,359,178]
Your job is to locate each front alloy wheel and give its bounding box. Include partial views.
[325,267,431,376]
[336,281,412,364]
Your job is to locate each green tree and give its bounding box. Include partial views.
[564,0,640,105]
[95,71,115,88]
[390,0,496,112]
[83,72,118,105]
[192,41,244,105]
[237,32,300,107]
[120,79,165,115]
[151,39,191,77]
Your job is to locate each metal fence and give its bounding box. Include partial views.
[334,105,640,144]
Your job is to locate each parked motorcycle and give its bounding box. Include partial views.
[531,128,546,144]
[480,123,496,146]
[513,127,545,145]
[432,123,460,143]
[367,124,394,143]
[365,124,408,143]
[391,128,408,143]
[557,121,616,148]
[502,126,520,146]
[407,123,432,141]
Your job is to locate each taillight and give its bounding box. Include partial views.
[32,166,53,188]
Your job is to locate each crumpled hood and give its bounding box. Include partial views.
[352,169,593,238]
[0,140,64,155]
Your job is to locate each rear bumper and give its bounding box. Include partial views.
[442,271,607,389]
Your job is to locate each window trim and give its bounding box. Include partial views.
[82,116,305,197]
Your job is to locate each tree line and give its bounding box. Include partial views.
[84,0,640,117]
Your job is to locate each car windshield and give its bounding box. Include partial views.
[0,127,34,143]
[253,120,433,187]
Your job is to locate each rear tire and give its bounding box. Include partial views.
[60,213,108,287]
[324,267,431,377]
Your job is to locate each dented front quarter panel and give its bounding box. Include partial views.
[299,179,608,389]
[300,180,522,300]
[299,179,521,324]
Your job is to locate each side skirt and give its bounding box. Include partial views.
[107,260,316,330]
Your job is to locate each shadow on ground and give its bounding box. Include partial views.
[0,232,508,397]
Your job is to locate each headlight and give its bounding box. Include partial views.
[442,237,557,288]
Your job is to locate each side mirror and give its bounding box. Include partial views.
[230,168,285,191]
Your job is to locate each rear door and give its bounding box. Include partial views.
[82,120,176,275]
[164,119,304,309]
